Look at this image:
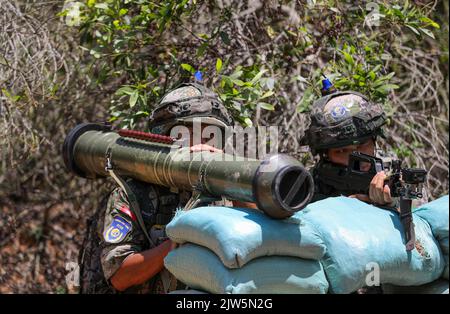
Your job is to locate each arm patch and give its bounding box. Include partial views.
[103,215,133,243]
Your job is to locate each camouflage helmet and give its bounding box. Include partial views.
[148,83,234,134]
[305,91,387,155]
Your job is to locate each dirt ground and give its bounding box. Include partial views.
[0,199,91,293]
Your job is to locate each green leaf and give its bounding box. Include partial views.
[250,69,267,85]
[216,58,223,73]
[419,28,435,39]
[1,88,11,98]
[129,91,139,108]
[197,33,209,39]
[376,84,399,94]
[230,70,243,79]
[116,86,134,95]
[94,3,108,10]
[243,117,253,127]
[382,72,396,81]
[230,78,245,86]
[181,63,194,73]
[196,42,208,57]
[220,31,231,45]
[420,17,440,29]
[258,102,275,111]
[119,8,128,16]
[266,25,276,39]
[135,111,149,117]
[374,72,396,87]
[392,8,403,18]
[140,94,147,108]
[342,51,354,65]
[406,24,420,36]
[260,90,274,99]
[372,65,382,73]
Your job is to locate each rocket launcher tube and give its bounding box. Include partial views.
[63,123,314,219]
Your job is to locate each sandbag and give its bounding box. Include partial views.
[295,196,445,294]
[164,243,329,294]
[414,195,449,279]
[166,206,326,268]
[414,195,449,241]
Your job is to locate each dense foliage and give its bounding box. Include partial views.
[60,0,442,127]
[58,0,448,197]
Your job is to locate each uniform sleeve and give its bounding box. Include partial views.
[98,187,147,280]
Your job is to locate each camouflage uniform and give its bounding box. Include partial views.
[80,180,186,294]
[104,180,187,293]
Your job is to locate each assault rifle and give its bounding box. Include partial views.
[316,151,427,251]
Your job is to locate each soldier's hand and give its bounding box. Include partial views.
[369,171,393,205]
[190,144,222,153]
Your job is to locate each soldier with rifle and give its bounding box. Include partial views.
[305,79,393,205]
[304,78,428,293]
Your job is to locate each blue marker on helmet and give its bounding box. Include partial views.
[321,75,337,96]
[195,70,203,82]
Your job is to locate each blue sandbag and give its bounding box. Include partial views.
[166,206,325,268]
[414,195,449,279]
[295,196,445,294]
[164,243,329,294]
[414,195,449,241]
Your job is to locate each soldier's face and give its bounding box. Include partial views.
[327,139,375,171]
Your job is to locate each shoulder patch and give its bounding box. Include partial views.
[104,215,132,244]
